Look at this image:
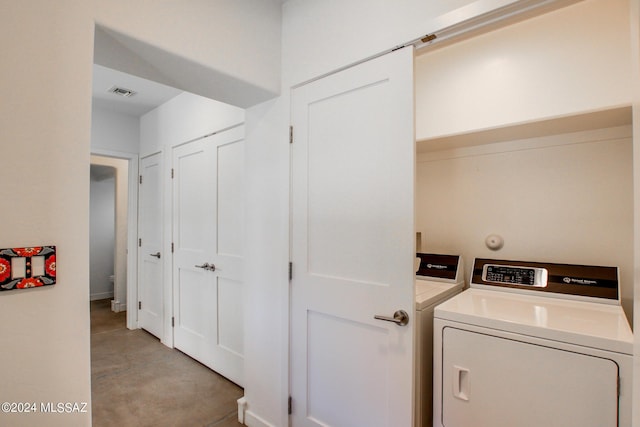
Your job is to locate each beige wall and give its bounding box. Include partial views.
[0,2,94,425]
[416,125,634,320]
[93,0,281,107]
[415,0,632,140]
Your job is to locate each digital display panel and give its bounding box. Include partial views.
[484,265,538,286]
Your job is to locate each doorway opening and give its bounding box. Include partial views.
[90,49,245,427]
[90,163,116,302]
[90,155,129,311]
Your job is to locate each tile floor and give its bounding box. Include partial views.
[90,299,244,427]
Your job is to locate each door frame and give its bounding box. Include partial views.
[91,148,139,330]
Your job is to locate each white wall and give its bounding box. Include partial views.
[417,125,634,318]
[140,92,244,156]
[243,97,290,427]
[91,105,140,154]
[90,171,116,300]
[415,0,632,140]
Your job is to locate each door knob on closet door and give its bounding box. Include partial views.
[150,252,161,259]
[374,310,409,326]
[195,262,216,272]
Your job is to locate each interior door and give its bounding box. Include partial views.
[172,125,245,386]
[290,47,415,427]
[137,152,163,339]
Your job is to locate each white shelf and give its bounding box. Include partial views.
[417,106,632,153]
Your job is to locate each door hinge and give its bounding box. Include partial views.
[171,168,174,179]
[139,238,142,247]
[289,262,293,281]
[139,175,143,184]
[289,126,293,144]
[171,242,174,253]
[618,376,621,398]
[288,396,292,415]
[171,317,175,327]
[138,301,142,310]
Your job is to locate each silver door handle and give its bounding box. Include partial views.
[374,310,409,326]
[195,262,216,272]
[150,252,161,259]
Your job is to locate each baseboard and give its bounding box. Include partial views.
[237,397,277,427]
[237,397,247,424]
[110,300,127,312]
[90,292,114,301]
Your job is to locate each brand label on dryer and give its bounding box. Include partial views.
[562,277,597,285]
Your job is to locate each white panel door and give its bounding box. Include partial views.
[290,47,415,427]
[440,327,619,427]
[137,152,163,339]
[172,125,245,386]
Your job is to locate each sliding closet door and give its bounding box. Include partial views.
[290,47,416,426]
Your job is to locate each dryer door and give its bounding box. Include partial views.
[440,327,619,427]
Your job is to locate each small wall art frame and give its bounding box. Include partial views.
[0,246,56,291]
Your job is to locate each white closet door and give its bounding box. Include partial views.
[137,152,163,339]
[172,126,245,386]
[290,47,415,427]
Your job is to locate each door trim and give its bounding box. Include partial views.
[91,148,139,330]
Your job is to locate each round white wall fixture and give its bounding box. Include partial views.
[485,234,504,250]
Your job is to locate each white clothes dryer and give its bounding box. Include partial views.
[414,253,464,427]
[433,258,633,427]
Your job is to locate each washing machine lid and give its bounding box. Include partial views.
[434,288,633,354]
[415,280,464,310]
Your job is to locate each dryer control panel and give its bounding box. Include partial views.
[472,258,619,303]
[482,264,547,287]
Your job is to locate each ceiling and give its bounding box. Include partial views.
[92,64,183,117]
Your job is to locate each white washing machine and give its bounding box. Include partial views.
[433,258,633,427]
[414,253,465,427]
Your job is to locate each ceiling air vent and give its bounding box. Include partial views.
[108,86,137,97]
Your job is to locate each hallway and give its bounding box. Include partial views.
[91,300,244,426]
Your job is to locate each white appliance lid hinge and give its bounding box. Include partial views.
[288,396,292,415]
[172,317,175,327]
[289,126,293,144]
[171,168,174,179]
[289,262,293,281]
[139,238,142,247]
[171,242,174,253]
[138,301,141,310]
[139,175,143,184]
